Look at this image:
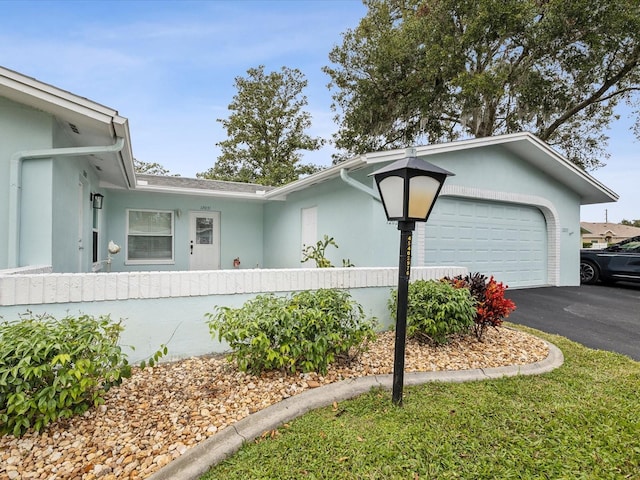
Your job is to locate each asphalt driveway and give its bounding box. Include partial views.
[506,283,640,361]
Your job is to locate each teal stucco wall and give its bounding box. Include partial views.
[104,190,265,271]
[0,97,54,269]
[263,170,401,269]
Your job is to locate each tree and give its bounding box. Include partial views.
[198,66,325,186]
[621,219,640,227]
[134,159,177,176]
[324,0,640,169]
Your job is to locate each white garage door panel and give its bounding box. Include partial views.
[424,198,547,288]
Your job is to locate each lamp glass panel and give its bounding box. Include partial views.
[378,175,405,218]
[408,176,440,219]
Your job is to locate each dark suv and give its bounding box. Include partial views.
[580,235,640,284]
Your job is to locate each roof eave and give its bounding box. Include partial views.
[134,184,268,200]
[264,155,367,200]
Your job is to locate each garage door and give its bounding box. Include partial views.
[422,198,547,288]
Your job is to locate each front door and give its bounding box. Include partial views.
[189,211,220,270]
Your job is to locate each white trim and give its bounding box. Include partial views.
[0,266,468,306]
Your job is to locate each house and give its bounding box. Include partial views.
[1,65,618,287]
[0,66,620,358]
[581,222,640,248]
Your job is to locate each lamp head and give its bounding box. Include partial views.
[370,153,454,223]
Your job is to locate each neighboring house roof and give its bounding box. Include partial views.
[581,222,640,238]
[0,66,135,189]
[135,174,275,198]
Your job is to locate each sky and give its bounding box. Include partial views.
[1,0,638,223]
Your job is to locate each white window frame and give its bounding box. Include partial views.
[125,209,175,265]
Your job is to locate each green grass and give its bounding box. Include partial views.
[201,327,640,479]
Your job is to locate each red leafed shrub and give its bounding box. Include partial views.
[444,273,516,341]
[475,277,516,340]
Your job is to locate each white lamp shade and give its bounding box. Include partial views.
[408,176,440,219]
[377,176,405,218]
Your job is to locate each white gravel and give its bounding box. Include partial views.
[0,327,548,480]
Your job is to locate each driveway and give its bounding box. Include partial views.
[506,283,640,361]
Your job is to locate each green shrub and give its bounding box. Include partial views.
[206,289,377,375]
[0,313,132,437]
[389,280,476,345]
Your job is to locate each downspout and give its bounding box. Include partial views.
[339,168,381,201]
[8,137,125,268]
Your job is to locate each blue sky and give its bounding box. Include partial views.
[1,0,637,223]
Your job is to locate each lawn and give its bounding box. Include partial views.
[201,326,640,479]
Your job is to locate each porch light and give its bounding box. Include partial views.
[91,193,104,209]
[370,149,454,406]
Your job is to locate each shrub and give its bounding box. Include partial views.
[0,313,132,437]
[206,289,377,375]
[445,273,517,341]
[389,280,476,345]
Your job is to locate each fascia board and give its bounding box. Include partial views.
[363,132,617,205]
[0,69,117,124]
[111,117,136,189]
[263,156,366,200]
[503,134,618,205]
[134,184,268,201]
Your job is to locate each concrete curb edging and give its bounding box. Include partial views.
[147,340,563,480]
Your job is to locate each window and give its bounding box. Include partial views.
[126,210,174,263]
[92,208,100,264]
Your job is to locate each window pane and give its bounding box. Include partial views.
[128,236,173,260]
[196,217,213,245]
[129,211,172,235]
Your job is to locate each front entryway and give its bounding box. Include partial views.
[189,211,220,270]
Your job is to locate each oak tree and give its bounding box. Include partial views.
[324,0,640,169]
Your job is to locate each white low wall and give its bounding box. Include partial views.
[0,266,468,360]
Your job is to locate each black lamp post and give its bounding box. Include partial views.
[371,150,454,405]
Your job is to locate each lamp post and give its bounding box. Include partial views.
[371,149,453,405]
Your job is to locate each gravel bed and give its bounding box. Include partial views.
[1,327,549,480]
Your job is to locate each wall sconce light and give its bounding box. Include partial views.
[90,193,104,209]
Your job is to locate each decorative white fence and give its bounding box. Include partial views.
[0,266,467,307]
[0,266,468,360]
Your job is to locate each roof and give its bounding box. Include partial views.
[1,66,617,206]
[0,66,135,189]
[135,174,274,198]
[580,222,640,238]
[266,132,618,205]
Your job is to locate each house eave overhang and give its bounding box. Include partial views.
[133,184,268,201]
[0,66,136,190]
[263,132,617,205]
[363,132,618,206]
[264,156,367,200]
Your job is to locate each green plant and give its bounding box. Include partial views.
[445,273,516,341]
[0,313,132,437]
[206,289,376,375]
[301,235,338,267]
[389,280,475,345]
[301,235,355,268]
